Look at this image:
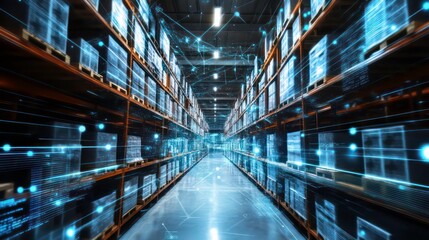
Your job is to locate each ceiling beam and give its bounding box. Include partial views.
[197,97,238,100]
[178,59,253,66]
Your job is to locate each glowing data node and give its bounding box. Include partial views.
[424,2,429,10]
[234,11,240,17]
[27,151,34,157]
[66,227,75,238]
[78,125,86,133]
[420,145,429,161]
[154,133,160,139]
[98,41,104,47]
[105,144,112,151]
[17,186,24,194]
[98,123,105,130]
[29,185,37,193]
[2,144,11,152]
[349,143,358,151]
[349,127,358,135]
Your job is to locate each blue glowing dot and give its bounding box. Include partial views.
[398,185,406,190]
[98,41,104,47]
[349,127,357,135]
[196,37,201,42]
[391,25,397,31]
[359,230,366,237]
[78,125,86,133]
[420,145,429,161]
[316,150,322,156]
[262,30,267,36]
[96,206,104,213]
[2,144,11,152]
[27,151,34,157]
[332,40,338,45]
[154,134,159,139]
[234,11,240,17]
[423,2,429,10]
[254,148,260,154]
[349,143,357,151]
[344,103,350,109]
[105,144,112,151]
[303,24,309,31]
[66,227,75,238]
[17,187,24,194]
[29,185,37,193]
[280,8,284,13]
[98,123,105,130]
[300,133,305,138]
[303,13,307,18]
[55,200,62,206]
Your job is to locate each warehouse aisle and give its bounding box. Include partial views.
[121,152,305,240]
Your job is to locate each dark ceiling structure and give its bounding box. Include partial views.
[154,0,280,132]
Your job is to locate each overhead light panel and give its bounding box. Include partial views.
[213,7,222,27]
[213,50,220,59]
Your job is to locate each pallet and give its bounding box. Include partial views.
[122,205,139,219]
[78,64,103,82]
[127,159,144,168]
[108,81,127,95]
[132,48,146,63]
[110,23,128,45]
[279,93,298,108]
[92,225,115,240]
[364,21,423,59]
[316,167,338,181]
[306,77,328,93]
[132,95,144,104]
[146,104,156,111]
[22,29,70,64]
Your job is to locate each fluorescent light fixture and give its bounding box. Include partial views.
[213,50,220,59]
[213,73,218,79]
[213,7,222,27]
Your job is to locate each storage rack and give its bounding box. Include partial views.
[224,0,429,239]
[0,0,208,239]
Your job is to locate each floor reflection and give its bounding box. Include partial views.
[121,152,305,240]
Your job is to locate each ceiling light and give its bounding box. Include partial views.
[213,50,220,59]
[213,73,218,79]
[213,7,222,27]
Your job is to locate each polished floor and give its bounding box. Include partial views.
[121,152,305,240]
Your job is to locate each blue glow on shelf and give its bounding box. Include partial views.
[105,144,112,151]
[254,147,260,154]
[66,227,75,238]
[423,2,429,10]
[349,143,357,151]
[390,25,397,31]
[420,145,429,161]
[78,125,86,133]
[234,11,240,17]
[154,133,160,139]
[98,41,104,47]
[17,187,24,194]
[98,123,105,130]
[27,151,34,157]
[349,127,358,135]
[303,24,309,31]
[300,133,305,138]
[359,230,366,237]
[96,206,104,213]
[316,150,322,156]
[2,144,11,152]
[29,185,37,193]
[332,39,338,45]
[55,200,62,206]
[398,185,406,190]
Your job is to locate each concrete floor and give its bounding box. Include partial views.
[121,152,305,240]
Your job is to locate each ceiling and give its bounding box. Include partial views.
[153,0,280,132]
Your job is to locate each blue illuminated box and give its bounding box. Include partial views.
[276,8,284,37]
[160,26,170,61]
[134,21,146,59]
[279,56,299,103]
[90,191,116,238]
[95,132,117,169]
[27,0,69,53]
[131,61,146,100]
[147,77,157,108]
[285,176,307,219]
[268,81,276,111]
[142,173,157,200]
[362,125,408,181]
[99,36,128,89]
[134,0,150,27]
[309,35,340,86]
[284,0,298,22]
[157,85,166,114]
[281,29,292,61]
[126,135,142,163]
[267,134,279,161]
[287,131,303,167]
[338,19,365,73]
[69,38,99,73]
[122,177,138,216]
[316,199,338,240]
[159,164,167,187]
[357,218,391,240]
[292,17,300,45]
[258,92,266,118]
[99,0,128,39]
